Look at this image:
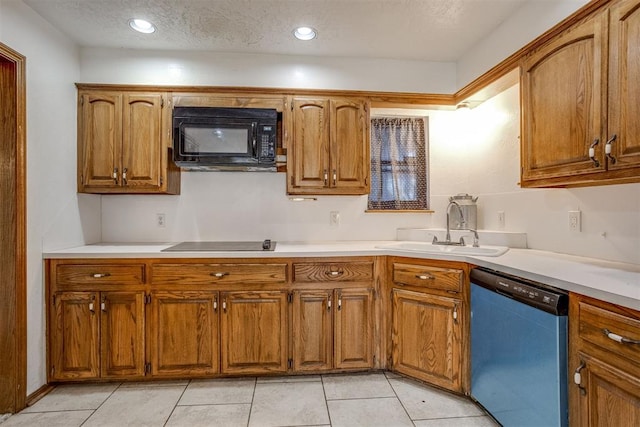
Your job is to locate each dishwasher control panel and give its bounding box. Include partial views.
[472,268,568,315]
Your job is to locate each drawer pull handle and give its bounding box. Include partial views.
[92,273,111,278]
[574,361,587,395]
[603,328,640,345]
[326,270,343,277]
[210,272,229,278]
[415,274,435,280]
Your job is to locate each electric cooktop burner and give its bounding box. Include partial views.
[162,239,276,252]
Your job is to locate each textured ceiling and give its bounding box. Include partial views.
[24,0,529,62]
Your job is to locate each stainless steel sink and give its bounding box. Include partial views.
[377,241,509,257]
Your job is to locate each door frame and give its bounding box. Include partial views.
[0,41,27,413]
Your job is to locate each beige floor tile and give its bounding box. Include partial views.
[256,375,322,383]
[119,379,189,388]
[1,410,94,427]
[249,381,329,427]
[178,378,256,405]
[389,378,484,420]
[413,415,500,426]
[21,383,119,412]
[166,404,251,427]
[323,372,395,400]
[83,385,185,426]
[327,397,413,427]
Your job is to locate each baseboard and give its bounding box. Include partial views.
[25,384,55,407]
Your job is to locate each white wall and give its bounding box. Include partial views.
[0,1,101,395]
[81,48,457,93]
[456,0,589,89]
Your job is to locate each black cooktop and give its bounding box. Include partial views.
[162,240,276,252]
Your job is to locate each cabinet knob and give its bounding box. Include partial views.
[325,270,344,277]
[210,272,229,278]
[91,273,111,278]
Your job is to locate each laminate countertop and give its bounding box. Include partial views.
[43,241,640,311]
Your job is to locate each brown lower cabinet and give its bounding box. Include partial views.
[292,288,374,372]
[569,293,640,426]
[220,290,289,375]
[50,291,145,381]
[148,291,219,376]
[389,258,467,393]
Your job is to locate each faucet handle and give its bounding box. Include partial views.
[459,237,466,246]
[432,235,439,244]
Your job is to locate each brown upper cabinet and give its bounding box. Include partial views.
[77,89,180,194]
[288,97,370,195]
[520,0,640,187]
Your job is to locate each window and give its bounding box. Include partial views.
[368,116,429,211]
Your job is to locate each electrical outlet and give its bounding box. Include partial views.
[330,211,340,226]
[568,210,581,232]
[156,213,166,228]
[497,211,505,229]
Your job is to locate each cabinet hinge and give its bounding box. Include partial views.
[160,176,164,186]
[291,102,294,112]
[288,358,293,369]
[52,294,56,305]
[144,362,152,375]
[144,294,152,305]
[51,366,55,376]
[80,96,84,106]
[161,98,164,108]
[288,292,293,303]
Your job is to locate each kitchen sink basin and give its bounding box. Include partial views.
[377,241,509,257]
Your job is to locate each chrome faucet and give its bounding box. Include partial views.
[433,201,466,246]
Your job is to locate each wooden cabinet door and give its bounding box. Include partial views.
[607,0,640,172]
[520,11,608,185]
[292,290,333,372]
[79,92,122,190]
[100,292,145,378]
[149,291,219,376]
[220,291,288,374]
[121,93,164,191]
[331,99,370,193]
[50,292,100,380]
[334,288,373,369]
[290,98,331,191]
[575,354,640,426]
[392,289,462,392]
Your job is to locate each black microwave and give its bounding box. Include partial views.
[172,107,277,171]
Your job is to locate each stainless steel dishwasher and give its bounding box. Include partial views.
[470,267,569,427]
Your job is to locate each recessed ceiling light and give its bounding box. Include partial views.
[128,18,156,34]
[293,26,317,41]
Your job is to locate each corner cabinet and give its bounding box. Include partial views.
[389,259,468,393]
[520,0,640,188]
[288,97,370,195]
[77,88,180,194]
[569,293,640,426]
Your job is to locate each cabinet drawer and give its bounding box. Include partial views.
[293,262,373,283]
[578,301,640,364]
[152,263,287,285]
[56,264,145,285]
[392,263,462,293]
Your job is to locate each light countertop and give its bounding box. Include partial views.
[43,241,640,311]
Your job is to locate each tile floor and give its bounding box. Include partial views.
[1,372,499,427]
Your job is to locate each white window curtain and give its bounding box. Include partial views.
[368,117,428,210]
